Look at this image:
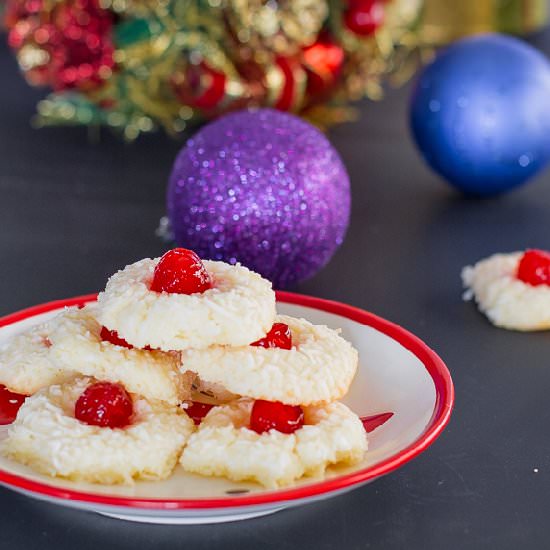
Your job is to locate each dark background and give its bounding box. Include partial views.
[2,29,550,550]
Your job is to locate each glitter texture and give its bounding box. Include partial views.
[167,109,350,288]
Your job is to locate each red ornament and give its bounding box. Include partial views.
[5,0,116,91]
[100,326,134,349]
[344,0,385,36]
[249,400,304,434]
[5,0,41,47]
[271,56,305,112]
[75,382,133,428]
[250,323,292,350]
[302,34,344,99]
[0,385,27,425]
[517,249,550,286]
[172,61,227,111]
[184,401,214,425]
[150,248,213,295]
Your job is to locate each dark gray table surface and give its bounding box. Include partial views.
[2,29,550,550]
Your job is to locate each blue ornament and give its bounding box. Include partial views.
[166,109,350,288]
[410,34,550,195]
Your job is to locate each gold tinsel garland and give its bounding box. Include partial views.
[5,0,422,139]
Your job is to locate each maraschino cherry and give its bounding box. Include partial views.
[251,323,292,350]
[0,385,27,425]
[250,400,304,434]
[100,326,153,351]
[344,0,385,36]
[184,402,214,425]
[100,326,133,349]
[517,249,550,286]
[75,382,133,428]
[249,324,299,433]
[150,248,212,294]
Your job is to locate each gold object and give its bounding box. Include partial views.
[419,0,548,46]
[227,0,328,53]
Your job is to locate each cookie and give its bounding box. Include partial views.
[462,251,550,330]
[96,258,276,351]
[0,313,77,395]
[180,399,367,488]
[3,377,195,484]
[0,306,189,403]
[49,305,189,404]
[179,315,358,405]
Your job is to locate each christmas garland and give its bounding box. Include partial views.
[4,0,422,138]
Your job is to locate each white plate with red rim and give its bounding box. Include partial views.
[0,292,454,524]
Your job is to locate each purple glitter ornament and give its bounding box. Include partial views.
[166,108,351,288]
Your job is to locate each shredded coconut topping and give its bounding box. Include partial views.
[180,315,358,405]
[49,305,188,404]
[462,252,550,331]
[3,377,195,484]
[96,258,276,351]
[180,399,367,488]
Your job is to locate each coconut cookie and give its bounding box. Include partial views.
[48,305,189,404]
[179,315,358,406]
[462,249,550,331]
[96,248,276,351]
[0,312,81,395]
[180,399,367,489]
[3,377,195,484]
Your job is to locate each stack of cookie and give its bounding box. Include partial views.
[0,248,366,488]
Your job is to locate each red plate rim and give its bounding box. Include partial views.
[0,292,454,511]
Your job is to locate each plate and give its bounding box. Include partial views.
[0,292,454,524]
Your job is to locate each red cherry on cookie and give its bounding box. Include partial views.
[250,323,292,350]
[100,326,153,351]
[0,385,27,425]
[250,400,304,434]
[184,401,214,425]
[75,382,133,428]
[150,248,212,295]
[344,0,385,36]
[100,326,134,349]
[517,249,550,286]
